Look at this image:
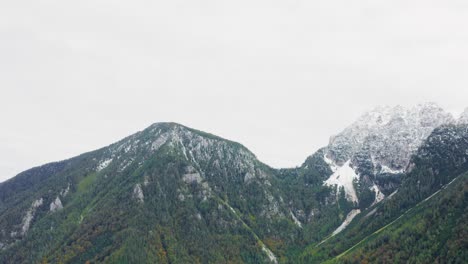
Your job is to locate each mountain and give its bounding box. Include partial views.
[0,104,467,263]
[315,103,455,209]
[0,123,348,263]
[336,123,468,263]
[301,122,468,263]
[0,123,288,263]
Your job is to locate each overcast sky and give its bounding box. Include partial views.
[1,0,468,182]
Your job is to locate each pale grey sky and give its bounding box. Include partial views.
[1,0,468,182]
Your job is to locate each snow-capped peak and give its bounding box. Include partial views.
[458,107,468,124]
[320,103,456,206]
[326,103,454,171]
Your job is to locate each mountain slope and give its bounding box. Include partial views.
[301,123,468,263]
[0,123,348,263]
[0,123,286,263]
[333,172,467,263]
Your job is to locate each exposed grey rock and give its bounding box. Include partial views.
[49,197,63,212]
[183,166,202,184]
[133,184,144,203]
[60,184,70,197]
[21,198,43,235]
[244,172,255,183]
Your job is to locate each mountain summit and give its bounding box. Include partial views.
[458,107,468,124]
[320,103,455,204]
[327,103,454,168]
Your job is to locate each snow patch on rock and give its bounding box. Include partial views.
[290,211,303,228]
[118,158,134,172]
[324,160,359,203]
[380,165,404,174]
[97,158,112,171]
[388,190,398,199]
[323,154,338,172]
[364,208,378,218]
[261,244,278,263]
[331,209,361,236]
[370,184,385,205]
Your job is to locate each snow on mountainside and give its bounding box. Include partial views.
[458,107,468,124]
[322,103,455,204]
[327,103,454,170]
[324,159,359,203]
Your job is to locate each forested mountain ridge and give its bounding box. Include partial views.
[0,104,467,263]
[0,122,347,263]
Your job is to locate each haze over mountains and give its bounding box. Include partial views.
[0,103,467,263]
